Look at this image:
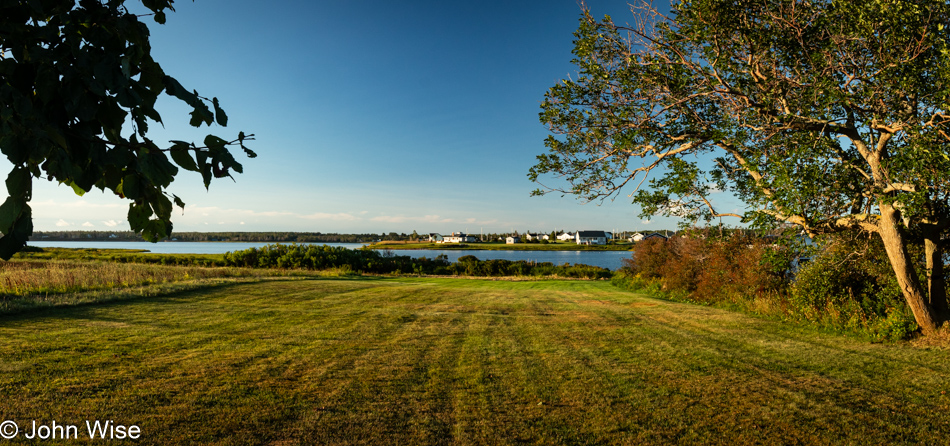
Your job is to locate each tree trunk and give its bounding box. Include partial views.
[923,226,949,322]
[878,205,941,335]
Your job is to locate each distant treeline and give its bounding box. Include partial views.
[31,230,676,243]
[223,244,612,279]
[32,231,405,243]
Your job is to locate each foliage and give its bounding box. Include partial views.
[532,0,950,333]
[223,244,439,275]
[222,244,612,279]
[610,270,662,295]
[0,0,255,259]
[619,229,792,305]
[790,233,919,340]
[615,229,919,340]
[448,254,612,279]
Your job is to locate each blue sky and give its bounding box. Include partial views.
[22,0,743,235]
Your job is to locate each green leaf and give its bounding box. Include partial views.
[0,197,24,233]
[0,205,31,260]
[204,135,228,153]
[68,181,87,197]
[162,76,199,107]
[151,194,173,220]
[5,167,32,200]
[170,145,199,172]
[142,218,172,242]
[45,127,68,149]
[128,201,152,232]
[212,97,228,126]
[139,151,178,187]
[120,175,141,199]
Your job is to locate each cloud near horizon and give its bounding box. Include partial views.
[31,199,529,233]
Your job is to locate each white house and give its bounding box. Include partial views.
[556,232,574,241]
[428,233,443,242]
[441,232,476,243]
[525,233,541,241]
[629,232,645,242]
[575,230,609,245]
[506,236,521,244]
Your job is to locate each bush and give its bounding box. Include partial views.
[617,227,922,341]
[610,270,662,294]
[620,228,791,305]
[223,245,611,279]
[790,233,917,338]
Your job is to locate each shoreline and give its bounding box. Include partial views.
[366,242,633,252]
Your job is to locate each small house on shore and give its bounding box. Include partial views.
[441,232,476,243]
[575,230,609,245]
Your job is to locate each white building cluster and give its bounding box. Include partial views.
[426,230,671,245]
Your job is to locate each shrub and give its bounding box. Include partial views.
[222,245,611,279]
[789,232,917,338]
[617,227,922,341]
[621,228,791,305]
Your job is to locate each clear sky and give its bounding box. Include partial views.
[19,0,744,235]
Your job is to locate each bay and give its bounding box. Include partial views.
[27,241,633,270]
[376,249,632,271]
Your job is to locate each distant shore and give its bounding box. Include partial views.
[366,241,633,251]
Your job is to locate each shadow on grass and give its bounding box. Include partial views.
[0,280,243,321]
[0,273,402,323]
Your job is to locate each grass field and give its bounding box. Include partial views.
[0,277,948,444]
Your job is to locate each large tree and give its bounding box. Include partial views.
[0,0,255,259]
[530,0,950,334]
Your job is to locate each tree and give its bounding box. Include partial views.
[530,0,950,334]
[0,0,255,259]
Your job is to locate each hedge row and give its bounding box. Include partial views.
[613,229,918,341]
[222,244,611,279]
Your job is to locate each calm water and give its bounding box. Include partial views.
[27,241,633,270]
[377,249,632,270]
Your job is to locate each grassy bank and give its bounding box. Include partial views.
[0,277,947,444]
[0,254,344,315]
[369,241,633,251]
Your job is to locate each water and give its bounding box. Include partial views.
[376,249,632,270]
[27,241,633,270]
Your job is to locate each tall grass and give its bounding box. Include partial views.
[0,259,294,316]
[0,260,246,297]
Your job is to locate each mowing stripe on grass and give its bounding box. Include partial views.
[0,277,947,445]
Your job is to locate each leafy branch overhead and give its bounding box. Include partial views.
[0,0,255,258]
[533,0,950,334]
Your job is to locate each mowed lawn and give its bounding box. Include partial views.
[0,277,948,445]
